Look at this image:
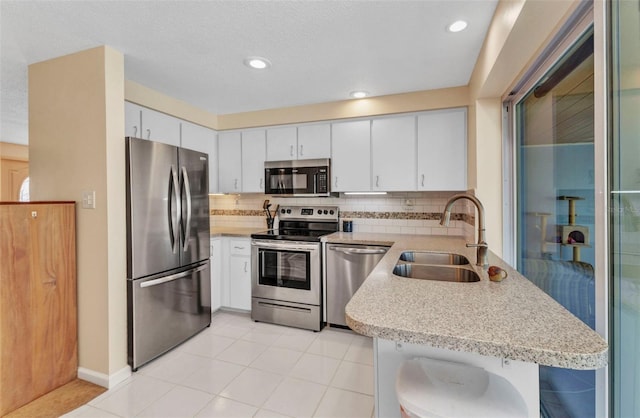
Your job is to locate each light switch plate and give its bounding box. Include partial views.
[82,190,96,209]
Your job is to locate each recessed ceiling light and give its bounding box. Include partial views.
[448,20,468,33]
[244,56,271,69]
[350,91,369,99]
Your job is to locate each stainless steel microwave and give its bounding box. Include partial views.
[264,158,332,196]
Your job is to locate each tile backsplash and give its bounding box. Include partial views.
[210,191,476,239]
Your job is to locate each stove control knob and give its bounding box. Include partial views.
[281,209,285,214]
[323,210,328,214]
[317,210,322,215]
[286,209,292,214]
[329,210,335,215]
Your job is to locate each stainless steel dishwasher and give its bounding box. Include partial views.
[326,243,389,327]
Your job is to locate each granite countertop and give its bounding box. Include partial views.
[210,226,266,237]
[325,232,608,370]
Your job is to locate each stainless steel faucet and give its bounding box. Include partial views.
[440,193,488,267]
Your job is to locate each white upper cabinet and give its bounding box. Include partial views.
[297,124,331,159]
[331,120,371,192]
[241,130,266,193]
[372,116,417,191]
[125,102,142,138]
[140,107,181,146]
[218,132,242,193]
[181,121,219,193]
[266,126,297,161]
[266,124,331,161]
[417,108,467,191]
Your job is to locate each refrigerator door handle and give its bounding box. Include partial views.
[168,165,180,253]
[180,166,192,252]
[140,263,208,288]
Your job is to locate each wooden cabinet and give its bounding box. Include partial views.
[181,121,219,193]
[372,115,416,191]
[417,108,467,191]
[0,202,77,415]
[241,130,267,193]
[296,123,331,159]
[331,120,371,192]
[218,132,242,193]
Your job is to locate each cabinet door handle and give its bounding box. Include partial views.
[146,129,151,139]
[260,178,263,189]
[244,261,248,273]
[335,177,338,188]
[376,176,380,187]
[299,145,304,156]
[234,179,238,190]
[234,246,245,250]
[290,145,294,157]
[421,174,425,187]
[133,126,138,137]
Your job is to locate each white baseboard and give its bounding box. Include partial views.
[78,365,132,389]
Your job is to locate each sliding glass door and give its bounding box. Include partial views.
[610,0,640,415]
[515,28,596,418]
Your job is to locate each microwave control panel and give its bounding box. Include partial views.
[317,171,327,193]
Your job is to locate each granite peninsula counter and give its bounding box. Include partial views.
[324,232,608,370]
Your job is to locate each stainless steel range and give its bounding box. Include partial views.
[251,205,339,331]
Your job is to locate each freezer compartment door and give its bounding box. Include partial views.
[178,147,210,266]
[128,261,211,370]
[126,137,181,279]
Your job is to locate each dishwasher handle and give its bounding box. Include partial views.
[328,246,388,255]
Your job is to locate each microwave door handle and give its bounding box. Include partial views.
[313,173,317,194]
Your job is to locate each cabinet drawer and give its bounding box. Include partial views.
[229,239,251,256]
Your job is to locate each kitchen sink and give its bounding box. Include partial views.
[398,251,469,265]
[392,264,480,282]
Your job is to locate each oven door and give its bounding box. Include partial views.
[251,239,320,306]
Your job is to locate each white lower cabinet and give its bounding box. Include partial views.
[219,237,252,311]
[210,238,223,312]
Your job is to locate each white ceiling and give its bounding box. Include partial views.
[1,0,498,145]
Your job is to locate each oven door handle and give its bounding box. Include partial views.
[251,240,318,251]
[328,246,388,255]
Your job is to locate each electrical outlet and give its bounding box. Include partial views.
[404,198,415,212]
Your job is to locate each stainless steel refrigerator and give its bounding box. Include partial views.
[126,137,211,371]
